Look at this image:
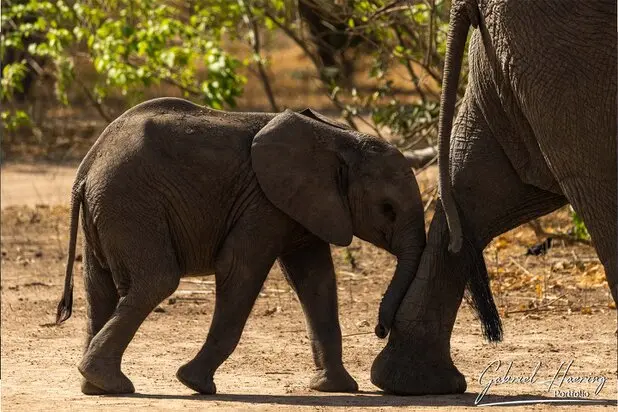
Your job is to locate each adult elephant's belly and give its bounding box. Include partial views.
[466,31,562,195]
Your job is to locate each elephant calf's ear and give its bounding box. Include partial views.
[298,108,351,130]
[251,110,354,246]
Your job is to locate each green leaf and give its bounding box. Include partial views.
[570,208,590,241]
[162,50,176,68]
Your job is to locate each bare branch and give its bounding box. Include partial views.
[73,76,112,123]
[262,9,321,69]
[413,154,437,176]
[425,0,436,68]
[327,91,360,130]
[160,76,201,96]
[394,27,427,104]
[239,0,279,112]
[262,8,360,130]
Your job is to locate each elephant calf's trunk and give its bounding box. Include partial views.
[376,245,424,338]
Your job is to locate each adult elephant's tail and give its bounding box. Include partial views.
[437,0,479,253]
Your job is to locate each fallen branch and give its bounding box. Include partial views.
[337,270,360,278]
[508,257,535,278]
[403,146,438,169]
[424,187,437,212]
[180,279,215,285]
[505,294,567,315]
[527,220,592,246]
[342,331,374,338]
[174,290,213,295]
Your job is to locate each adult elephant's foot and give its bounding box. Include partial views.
[78,355,135,394]
[310,367,358,392]
[371,339,466,395]
[176,362,217,394]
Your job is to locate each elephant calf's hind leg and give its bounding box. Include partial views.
[80,244,119,395]
[78,241,181,394]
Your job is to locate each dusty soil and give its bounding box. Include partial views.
[0,164,78,208]
[1,166,616,411]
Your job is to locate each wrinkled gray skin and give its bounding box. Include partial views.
[372,0,616,395]
[55,97,426,395]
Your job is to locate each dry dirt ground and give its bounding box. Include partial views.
[1,165,617,411]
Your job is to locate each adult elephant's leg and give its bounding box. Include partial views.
[80,243,120,395]
[371,94,566,395]
[371,205,467,395]
[78,235,181,394]
[176,205,293,394]
[561,178,617,303]
[278,235,358,392]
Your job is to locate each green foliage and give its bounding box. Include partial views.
[343,247,358,270]
[1,0,246,135]
[346,0,459,145]
[1,61,29,100]
[570,207,590,241]
[372,100,440,143]
[261,0,458,146]
[1,109,31,132]
[2,0,461,154]
[1,60,32,135]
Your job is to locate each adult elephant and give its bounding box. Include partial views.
[371,0,616,394]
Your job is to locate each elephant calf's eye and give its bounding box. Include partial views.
[381,202,396,222]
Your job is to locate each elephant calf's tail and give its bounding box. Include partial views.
[56,181,85,324]
[437,0,479,254]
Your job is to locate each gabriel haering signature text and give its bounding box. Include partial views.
[475,360,607,405]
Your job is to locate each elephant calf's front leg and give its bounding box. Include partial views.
[279,236,358,392]
[175,243,277,394]
[176,205,294,394]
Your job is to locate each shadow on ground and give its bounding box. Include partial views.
[118,391,617,407]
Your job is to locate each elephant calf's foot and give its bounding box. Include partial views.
[78,355,135,394]
[81,378,109,395]
[176,363,217,394]
[310,367,358,392]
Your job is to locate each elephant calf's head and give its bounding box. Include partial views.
[251,109,426,337]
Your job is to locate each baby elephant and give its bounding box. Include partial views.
[56,97,426,395]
